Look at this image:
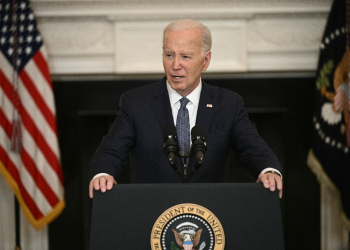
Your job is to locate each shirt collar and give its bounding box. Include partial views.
[166,79,202,107]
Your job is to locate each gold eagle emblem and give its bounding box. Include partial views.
[172,228,203,250]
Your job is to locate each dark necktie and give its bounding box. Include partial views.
[176,97,190,155]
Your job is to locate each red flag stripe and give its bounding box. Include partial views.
[0,55,59,154]
[0,68,58,158]
[19,107,64,184]
[0,109,59,207]
[25,54,55,114]
[1,90,62,207]
[0,108,11,138]
[33,49,53,88]
[0,70,15,100]
[0,88,63,197]
[21,149,59,207]
[0,145,44,220]
[20,69,57,133]
[19,75,60,156]
[0,71,64,184]
[22,125,64,197]
[2,65,60,156]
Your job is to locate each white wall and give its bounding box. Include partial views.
[31,0,331,75]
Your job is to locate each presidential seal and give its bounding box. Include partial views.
[150,204,225,250]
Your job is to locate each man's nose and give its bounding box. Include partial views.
[172,56,182,70]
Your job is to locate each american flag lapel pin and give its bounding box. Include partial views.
[206,104,213,108]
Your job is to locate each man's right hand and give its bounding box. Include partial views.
[89,175,117,199]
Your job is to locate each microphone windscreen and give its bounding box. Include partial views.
[163,124,177,142]
[191,125,205,138]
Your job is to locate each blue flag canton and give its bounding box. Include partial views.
[0,0,43,73]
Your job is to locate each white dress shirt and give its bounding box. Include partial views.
[166,79,202,131]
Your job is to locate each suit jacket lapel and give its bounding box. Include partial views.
[151,77,174,130]
[151,79,216,178]
[195,81,216,136]
[151,79,216,135]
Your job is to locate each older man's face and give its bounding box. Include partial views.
[163,29,211,97]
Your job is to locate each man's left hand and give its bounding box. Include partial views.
[256,172,283,198]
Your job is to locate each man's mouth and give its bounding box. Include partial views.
[173,76,184,80]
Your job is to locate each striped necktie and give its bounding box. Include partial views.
[176,97,190,155]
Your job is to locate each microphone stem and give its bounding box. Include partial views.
[183,156,188,183]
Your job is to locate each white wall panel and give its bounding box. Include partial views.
[114,21,248,73]
[30,1,331,75]
[37,18,115,74]
[205,21,247,72]
[114,21,166,73]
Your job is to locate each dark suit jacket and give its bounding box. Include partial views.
[89,77,282,183]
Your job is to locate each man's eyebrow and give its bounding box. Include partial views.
[164,50,174,54]
[163,50,193,56]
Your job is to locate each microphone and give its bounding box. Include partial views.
[163,124,180,169]
[191,125,207,168]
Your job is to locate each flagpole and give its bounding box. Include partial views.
[15,196,21,250]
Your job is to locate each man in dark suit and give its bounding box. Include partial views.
[89,19,283,199]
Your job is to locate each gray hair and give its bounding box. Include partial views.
[163,19,212,56]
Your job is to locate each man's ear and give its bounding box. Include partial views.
[202,51,211,72]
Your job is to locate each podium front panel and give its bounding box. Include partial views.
[90,183,284,250]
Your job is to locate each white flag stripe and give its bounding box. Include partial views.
[0,51,13,77]
[0,58,60,165]
[0,87,8,111]
[0,86,14,126]
[17,82,59,158]
[0,60,59,157]
[0,127,53,216]
[0,58,59,158]
[22,126,63,197]
[25,58,55,113]
[18,164,53,216]
[19,76,60,157]
[0,88,62,198]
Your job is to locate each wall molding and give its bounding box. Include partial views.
[33,2,330,19]
[28,0,333,75]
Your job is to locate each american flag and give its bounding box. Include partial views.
[0,0,65,230]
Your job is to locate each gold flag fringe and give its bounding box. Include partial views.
[307,149,350,231]
[0,160,65,231]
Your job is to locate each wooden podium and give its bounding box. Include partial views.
[90,183,284,250]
